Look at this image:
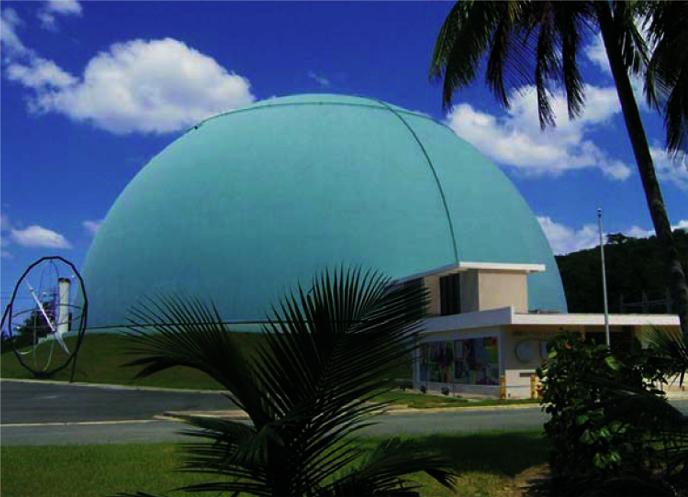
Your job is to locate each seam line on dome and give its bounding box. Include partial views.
[373,99,460,265]
[185,101,444,135]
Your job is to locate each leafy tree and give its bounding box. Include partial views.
[429,0,688,339]
[556,228,688,314]
[117,269,456,497]
[9,303,56,349]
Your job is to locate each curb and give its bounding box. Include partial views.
[386,403,542,414]
[1,379,543,412]
[158,402,543,422]
[159,410,250,421]
[0,378,227,395]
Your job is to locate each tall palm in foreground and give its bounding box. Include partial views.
[118,269,455,497]
[430,1,688,338]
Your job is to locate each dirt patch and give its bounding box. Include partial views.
[505,464,550,497]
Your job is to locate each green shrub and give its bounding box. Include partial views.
[537,333,688,496]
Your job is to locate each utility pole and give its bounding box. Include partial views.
[598,208,611,348]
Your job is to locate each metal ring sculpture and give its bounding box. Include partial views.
[1,256,88,378]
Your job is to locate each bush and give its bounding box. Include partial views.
[537,333,688,496]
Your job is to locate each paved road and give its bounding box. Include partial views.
[1,380,236,424]
[2,380,687,446]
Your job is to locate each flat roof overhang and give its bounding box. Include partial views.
[421,306,681,334]
[399,261,546,283]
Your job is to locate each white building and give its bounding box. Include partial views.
[410,262,681,399]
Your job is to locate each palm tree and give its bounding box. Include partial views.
[117,269,456,497]
[643,1,688,157]
[429,1,688,339]
[645,327,688,386]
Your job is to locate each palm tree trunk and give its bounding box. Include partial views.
[595,1,688,339]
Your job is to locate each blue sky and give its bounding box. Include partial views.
[2,0,687,300]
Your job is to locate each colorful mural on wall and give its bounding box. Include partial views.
[419,341,453,383]
[419,336,499,385]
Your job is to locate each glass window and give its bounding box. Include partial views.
[440,274,461,315]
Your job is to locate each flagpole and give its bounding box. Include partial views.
[598,208,611,348]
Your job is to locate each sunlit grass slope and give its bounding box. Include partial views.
[2,431,549,497]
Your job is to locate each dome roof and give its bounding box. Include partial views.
[82,94,567,328]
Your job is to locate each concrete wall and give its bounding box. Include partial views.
[424,270,529,316]
[500,329,551,398]
[423,276,442,316]
[477,271,528,312]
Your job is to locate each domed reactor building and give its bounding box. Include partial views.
[83,94,679,398]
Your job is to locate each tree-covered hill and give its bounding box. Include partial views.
[556,229,688,314]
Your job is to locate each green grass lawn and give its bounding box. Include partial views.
[375,391,538,409]
[1,431,549,497]
[0,333,261,390]
[1,332,411,390]
[1,333,536,409]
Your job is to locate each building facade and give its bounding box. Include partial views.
[411,262,681,399]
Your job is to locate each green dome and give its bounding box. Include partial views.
[82,94,566,328]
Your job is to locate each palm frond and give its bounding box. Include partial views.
[532,3,559,129]
[586,373,685,427]
[611,1,649,76]
[553,2,592,121]
[431,1,594,129]
[247,267,430,492]
[483,2,525,108]
[430,1,506,109]
[643,1,688,156]
[123,295,277,426]
[122,267,449,497]
[173,414,273,476]
[320,438,456,497]
[645,328,688,385]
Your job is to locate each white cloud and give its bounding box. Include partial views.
[447,85,632,180]
[38,0,82,31]
[537,216,600,255]
[10,225,72,249]
[538,216,688,255]
[578,35,688,191]
[82,219,101,236]
[585,35,610,75]
[0,212,10,231]
[0,238,10,258]
[307,71,330,88]
[7,57,76,89]
[0,213,12,258]
[584,34,648,110]
[0,8,28,57]
[3,30,255,134]
[624,225,654,238]
[650,146,688,191]
[46,0,82,15]
[624,220,688,238]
